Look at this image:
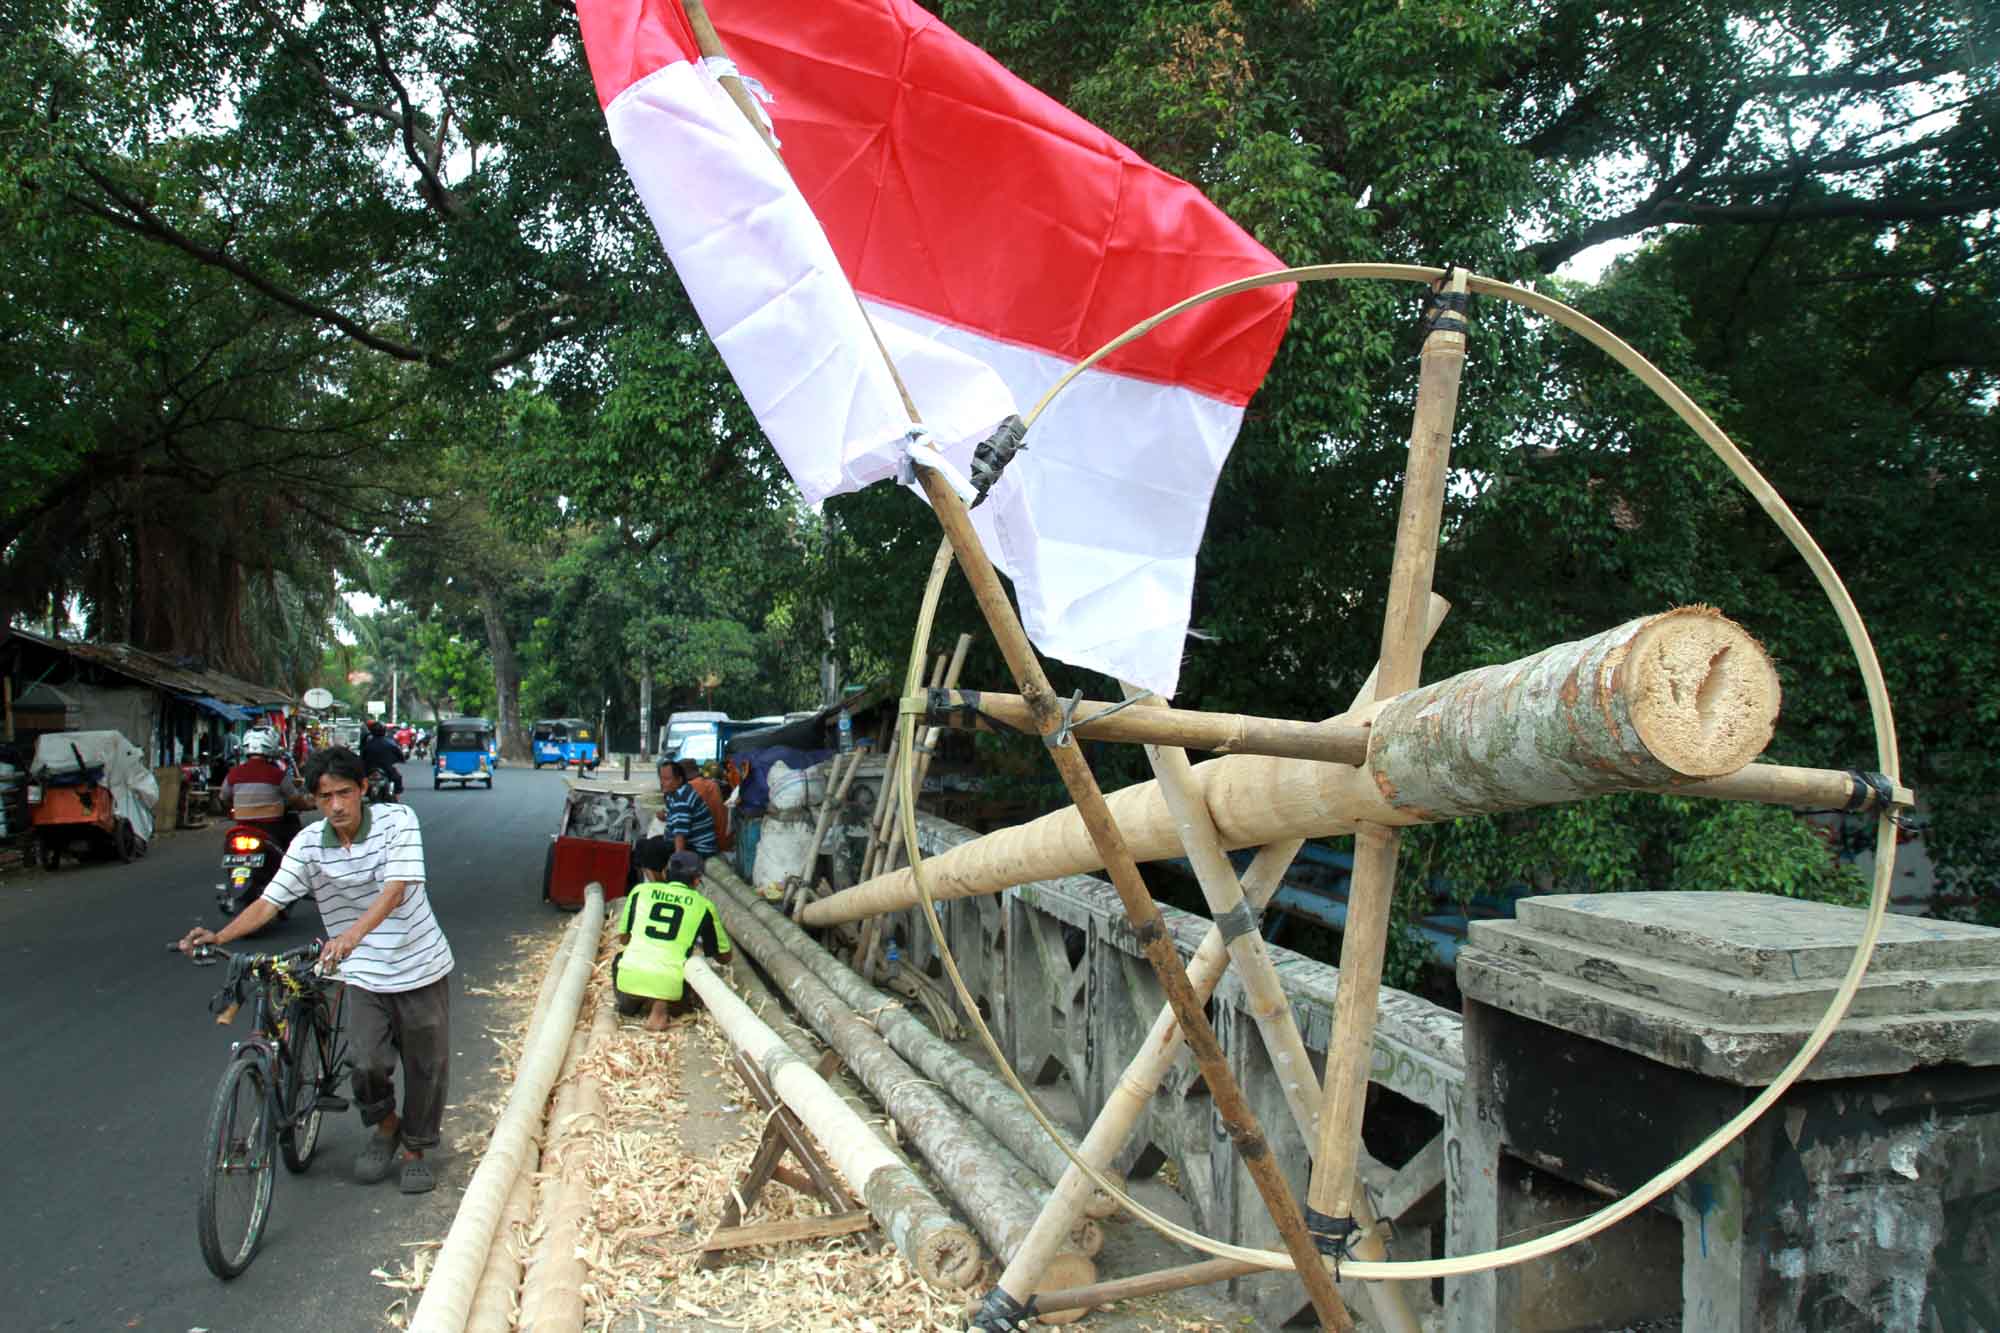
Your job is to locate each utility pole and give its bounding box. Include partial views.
[390,665,399,726]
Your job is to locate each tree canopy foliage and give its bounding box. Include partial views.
[5,0,1994,929]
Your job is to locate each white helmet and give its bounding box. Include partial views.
[242,727,284,758]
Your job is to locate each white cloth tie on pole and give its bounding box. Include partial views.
[700,57,779,144]
[901,428,980,506]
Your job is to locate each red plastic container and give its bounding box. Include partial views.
[541,835,633,911]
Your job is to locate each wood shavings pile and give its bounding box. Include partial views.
[565,966,972,1331]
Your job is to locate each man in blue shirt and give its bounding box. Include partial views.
[657,757,718,855]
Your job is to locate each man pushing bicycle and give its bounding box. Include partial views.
[180,745,454,1195]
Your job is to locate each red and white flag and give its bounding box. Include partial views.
[578,0,1293,696]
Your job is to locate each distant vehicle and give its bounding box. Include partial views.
[659,711,731,765]
[531,718,599,771]
[433,717,495,790]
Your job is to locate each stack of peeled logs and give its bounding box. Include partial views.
[406,883,607,1333]
[701,858,1119,1321]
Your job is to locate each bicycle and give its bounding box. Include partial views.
[171,940,353,1279]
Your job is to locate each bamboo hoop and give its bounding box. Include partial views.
[407,885,604,1333]
[889,264,1904,1287]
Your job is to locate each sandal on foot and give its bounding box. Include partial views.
[399,1155,436,1194]
[354,1134,399,1184]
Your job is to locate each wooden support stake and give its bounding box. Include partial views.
[700,1048,876,1269]
[855,651,948,970]
[1304,269,1470,1257]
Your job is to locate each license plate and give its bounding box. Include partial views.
[223,853,265,867]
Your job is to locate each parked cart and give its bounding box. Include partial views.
[25,730,159,868]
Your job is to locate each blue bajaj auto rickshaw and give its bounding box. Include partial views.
[434,718,495,789]
[561,719,598,771]
[531,719,567,769]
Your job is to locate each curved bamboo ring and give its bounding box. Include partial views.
[894,264,1902,1281]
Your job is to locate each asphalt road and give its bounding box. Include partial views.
[0,762,581,1332]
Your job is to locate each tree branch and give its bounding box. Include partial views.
[67,166,435,364]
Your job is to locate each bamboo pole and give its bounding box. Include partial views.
[463,1162,535,1333]
[881,632,973,876]
[682,955,1004,1291]
[407,886,603,1333]
[801,607,1782,927]
[985,597,1445,1323]
[711,882,1099,1294]
[860,633,974,980]
[519,981,615,1331]
[684,8,1343,1322]
[1304,268,1468,1265]
[709,859,1122,1219]
[928,689,1371,764]
[1124,683,1421,1333]
[809,751,862,871]
[863,652,946,882]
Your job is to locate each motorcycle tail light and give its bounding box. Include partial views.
[230,834,261,851]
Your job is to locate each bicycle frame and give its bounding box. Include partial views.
[214,949,352,1152]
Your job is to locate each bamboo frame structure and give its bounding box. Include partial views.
[661,9,1909,1324]
[802,607,1786,927]
[981,596,1445,1322]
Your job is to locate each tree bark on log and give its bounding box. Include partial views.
[800,607,1780,928]
[683,956,987,1291]
[705,887,1096,1298]
[708,860,1121,1218]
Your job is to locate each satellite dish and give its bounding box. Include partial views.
[303,687,335,710]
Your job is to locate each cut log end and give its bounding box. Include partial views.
[1031,1253,1098,1325]
[915,1223,986,1291]
[1083,1180,1123,1220]
[1622,608,1780,777]
[1068,1218,1105,1259]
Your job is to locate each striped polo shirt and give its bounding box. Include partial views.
[664,783,718,854]
[264,804,454,993]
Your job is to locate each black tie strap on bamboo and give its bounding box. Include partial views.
[1214,900,1261,942]
[1417,267,1471,341]
[923,688,1028,738]
[968,414,1027,509]
[969,1285,1038,1332]
[1304,1205,1361,1267]
[1843,770,1900,815]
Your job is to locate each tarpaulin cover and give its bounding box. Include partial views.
[29,730,161,845]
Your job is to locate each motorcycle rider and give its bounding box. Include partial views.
[221,726,312,846]
[363,720,406,799]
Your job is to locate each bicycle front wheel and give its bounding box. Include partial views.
[280,1015,325,1174]
[196,1054,276,1279]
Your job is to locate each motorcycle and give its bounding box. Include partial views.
[216,820,293,922]
[366,768,399,804]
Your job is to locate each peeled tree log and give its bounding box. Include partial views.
[801,608,1782,928]
[707,860,1121,1218]
[1368,605,1779,818]
[713,891,1098,1303]
[682,955,986,1291]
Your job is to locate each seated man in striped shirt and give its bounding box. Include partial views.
[657,757,718,856]
[178,745,455,1195]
